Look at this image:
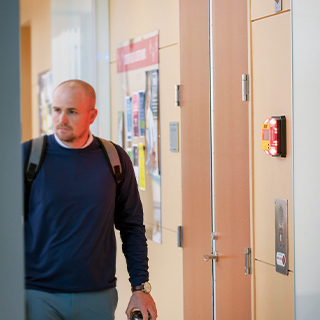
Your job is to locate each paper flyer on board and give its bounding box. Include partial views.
[132,92,139,138]
[125,97,132,141]
[139,91,145,137]
[117,111,124,148]
[145,70,159,175]
[139,143,146,190]
[133,145,139,185]
[126,148,132,162]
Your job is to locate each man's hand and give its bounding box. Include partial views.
[125,291,157,320]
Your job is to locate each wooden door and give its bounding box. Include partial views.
[180,0,251,319]
[212,0,251,319]
[180,0,212,319]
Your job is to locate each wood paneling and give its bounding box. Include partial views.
[212,0,251,318]
[20,0,51,138]
[115,228,183,320]
[159,44,182,231]
[250,9,294,320]
[20,25,32,142]
[180,1,212,319]
[255,261,294,319]
[109,0,179,62]
[251,0,291,21]
[252,12,293,269]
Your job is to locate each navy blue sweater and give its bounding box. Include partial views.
[23,135,148,293]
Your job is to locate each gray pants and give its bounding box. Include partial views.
[26,288,118,320]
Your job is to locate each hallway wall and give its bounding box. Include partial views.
[21,25,32,142]
[20,0,51,140]
[249,1,294,318]
[109,1,183,319]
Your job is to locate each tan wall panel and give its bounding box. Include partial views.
[30,0,51,86]
[159,45,182,230]
[110,2,183,319]
[255,261,294,319]
[115,228,183,320]
[252,12,293,269]
[180,0,212,319]
[212,0,251,318]
[251,0,290,20]
[20,0,51,138]
[109,0,179,62]
[21,25,32,142]
[20,0,33,25]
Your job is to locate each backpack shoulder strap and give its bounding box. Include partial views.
[96,137,123,184]
[24,135,47,221]
[25,135,47,183]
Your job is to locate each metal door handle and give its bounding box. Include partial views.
[203,251,218,262]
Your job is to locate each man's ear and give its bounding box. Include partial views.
[90,109,98,124]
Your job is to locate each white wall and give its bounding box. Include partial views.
[51,0,111,139]
[292,1,320,318]
[0,1,25,319]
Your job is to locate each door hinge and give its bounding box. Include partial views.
[177,226,183,247]
[275,0,282,12]
[242,74,249,101]
[175,84,181,107]
[245,247,251,275]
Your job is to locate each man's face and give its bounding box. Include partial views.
[52,84,97,148]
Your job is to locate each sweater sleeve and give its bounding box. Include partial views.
[114,145,149,287]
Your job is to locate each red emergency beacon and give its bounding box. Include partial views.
[262,116,286,157]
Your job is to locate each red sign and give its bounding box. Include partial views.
[117,34,159,73]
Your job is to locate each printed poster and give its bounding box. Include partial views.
[126,97,132,141]
[133,145,139,185]
[139,144,146,190]
[118,111,124,148]
[150,69,159,119]
[132,92,139,138]
[145,70,159,175]
[126,148,132,162]
[139,91,145,137]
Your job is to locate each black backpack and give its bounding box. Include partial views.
[24,135,123,220]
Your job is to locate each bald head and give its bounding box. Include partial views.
[52,79,98,148]
[54,79,96,111]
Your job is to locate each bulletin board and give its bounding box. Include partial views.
[117,30,161,243]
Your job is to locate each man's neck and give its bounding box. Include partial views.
[54,131,93,149]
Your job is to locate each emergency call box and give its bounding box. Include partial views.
[275,198,288,275]
[262,115,286,157]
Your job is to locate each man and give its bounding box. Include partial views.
[23,80,157,320]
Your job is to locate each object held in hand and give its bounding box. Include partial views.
[130,308,151,320]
